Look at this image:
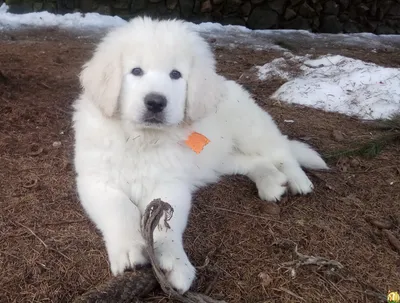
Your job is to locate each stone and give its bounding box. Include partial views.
[220,16,246,25]
[180,0,194,17]
[193,0,201,13]
[223,0,242,15]
[357,4,370,15]
[43,1,56,12]
[299,2,316,18]
[166,0,178,10]
[240,1,251,16]
[65,0,74,9]
[339,0,349,9]
[290,0,302,6]
[324,0,339,15]
[247,5,278,29]
[284,7,296,20]
[190,14,213,23]
[211,10,222,19]
[332,130,344,142]
[200,0,212,12]
[130,0,146,12]
[312,16,319,28]
[146,1,168,16]
[320,15,343,33]
[250,0,264,5]
[33,1,43,11]
[112,0,130,9]
[267,0,287,14]
[375,25,396,35]
[386,3,400,17]
[96,4,111,14]
[366,20,378,32]
[314,2,322,14]
[348,5,358,19]
[212,0,224,5]
[370,0,377,17]
[80,0,92,12]
[339,13,349,22]
[283,15,311,30]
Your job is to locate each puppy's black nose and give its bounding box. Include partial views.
[144,93,167,113]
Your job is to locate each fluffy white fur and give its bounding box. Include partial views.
[72,17,328,294]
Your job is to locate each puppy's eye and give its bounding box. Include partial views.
[131,67,143,76]
[170,70,182,80]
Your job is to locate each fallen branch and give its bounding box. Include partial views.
[74,199,225,303]
[278,240,343,279]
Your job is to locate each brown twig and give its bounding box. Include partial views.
[278,240,343,279]
[141,199,226,303]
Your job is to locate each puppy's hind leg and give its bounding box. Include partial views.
[276,157,314,195]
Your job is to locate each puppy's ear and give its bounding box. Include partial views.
[185,39,222,122]
[79,40,122,117]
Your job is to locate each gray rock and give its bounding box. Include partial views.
[240,2,251,16]
[356,4,369,15]
[80,0,93,12]
[267,0,287,14]
[284,7,296,20]
[299,2,316,18]
[200,0,212,12]
[339,0,349,9]
[250,0,265,5]
[324,0,339,15]
[130,0,146,12]
[166,0,178,10]
[283,15,311,30]
[320,15,343,33]
[96,4,111,14]
[339,13,349,22]
[314,2,322,14]
[366,20,378,32]
[193,0,201,13]
[179,0,194,18]
[247,5,279,29]
[220,16,246,25]
[223,0,242,15]
[290,0,302,6]
[375,25,396,35]
[312,16,319,29]
[387,3,400,17]
[33,1,43,11]
[112,0,130,10]
[343,21,359,33]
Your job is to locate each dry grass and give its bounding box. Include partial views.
[1,28,400,303]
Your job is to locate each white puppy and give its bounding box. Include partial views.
[72,17,328,294]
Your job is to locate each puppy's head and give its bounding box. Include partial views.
[79,17,221,128]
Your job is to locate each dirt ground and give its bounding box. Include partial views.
[1,27,400,303]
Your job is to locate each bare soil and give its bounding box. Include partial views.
[1,28,400,303]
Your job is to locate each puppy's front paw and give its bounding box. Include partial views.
[156,242,196,294]
[106,237,149,275]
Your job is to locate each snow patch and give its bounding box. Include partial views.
[261,55,400,120]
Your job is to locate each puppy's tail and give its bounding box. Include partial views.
[289,140,329,170]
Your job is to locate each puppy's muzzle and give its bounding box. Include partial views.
[143,93,167,124]
[144,93,167,113]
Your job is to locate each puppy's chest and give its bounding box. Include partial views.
[117,140,192,196]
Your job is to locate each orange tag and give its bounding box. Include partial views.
[185,132,210,154]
